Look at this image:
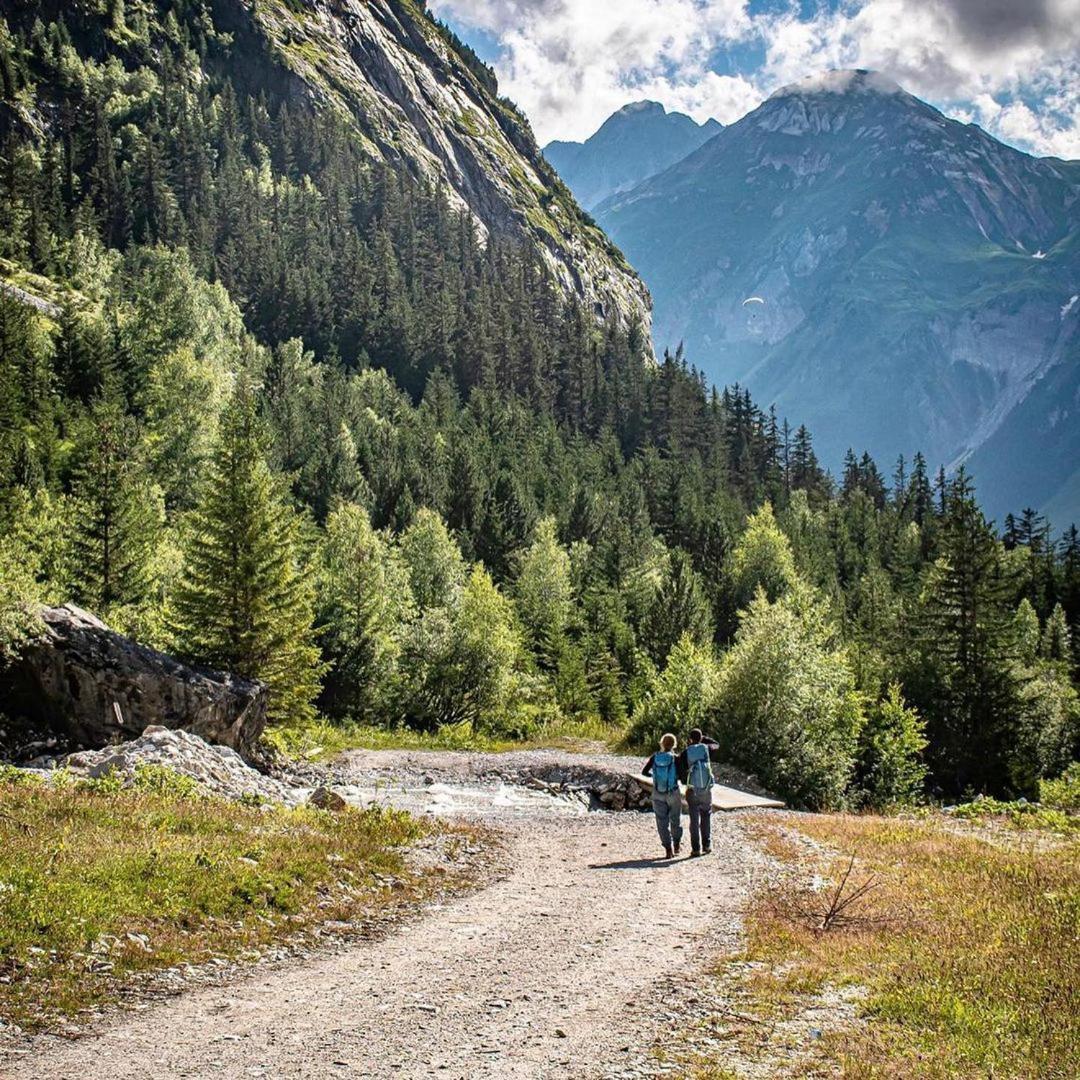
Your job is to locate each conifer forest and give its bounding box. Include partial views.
[1,0,1077,811]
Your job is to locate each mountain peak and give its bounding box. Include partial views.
[617,100,666,117]
[768,69,904,100]
[545,102,721,210]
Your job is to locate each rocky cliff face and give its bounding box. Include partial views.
[219,0,650,332]
[597,70,1080,523]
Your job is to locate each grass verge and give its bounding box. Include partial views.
[264,716,624,761]
[0,769,479,1032]
[684,813,1079,1079]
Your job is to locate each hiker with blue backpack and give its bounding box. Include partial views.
[641,732,683,859]
[678,728,718,857]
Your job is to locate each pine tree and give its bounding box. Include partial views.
[171,382,322,725]
[69,397,161,613]
[641,549,713,665]
[914,472,1025,795]
[1041,603,1073,666]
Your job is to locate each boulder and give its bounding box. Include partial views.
[8,604,267,760]
[308,786,349,812]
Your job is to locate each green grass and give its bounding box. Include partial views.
[264,716,625,762]
[937,767,1080,835]
[0,770,476,1031]
[687,814,1080,1079]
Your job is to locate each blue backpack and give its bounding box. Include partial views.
[652,750,678,794]
[686,742,713,792]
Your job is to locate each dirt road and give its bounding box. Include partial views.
[5,760,775,1079]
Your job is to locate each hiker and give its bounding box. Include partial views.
[642,733,683,859]
[678,728,718,856]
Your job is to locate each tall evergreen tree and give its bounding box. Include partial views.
[69,396,160,613]
[912,473,1025,795]
[171,382,322,724]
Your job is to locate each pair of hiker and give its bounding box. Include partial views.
[641,730,718,859]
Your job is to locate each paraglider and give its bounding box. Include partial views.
[742,296,765,306]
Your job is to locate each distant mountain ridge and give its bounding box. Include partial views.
[591,71,1080,525]
[544,101,721,210]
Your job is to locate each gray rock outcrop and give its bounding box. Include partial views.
[10,604,267,760]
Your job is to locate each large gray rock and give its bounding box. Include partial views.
[11,604,267,760]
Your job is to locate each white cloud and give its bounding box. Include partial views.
[431,0,754,140]
[433,0,1080,157]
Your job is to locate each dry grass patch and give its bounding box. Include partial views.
[730,813,1080,1079]
[0,769,479,1032]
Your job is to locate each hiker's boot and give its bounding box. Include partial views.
[674,841,681,855]
[664,845,674,859]
[690,849,702,858]
[703,846,712,855]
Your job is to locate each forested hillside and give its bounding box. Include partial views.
[0,2,1077,807]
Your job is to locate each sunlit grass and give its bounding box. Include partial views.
[0,769,474,1031]
[264,715,624,761]
[711,814,1080,1079]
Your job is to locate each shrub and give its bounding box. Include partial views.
[855,684,928,808]
[715,586,865,809]
[628,634,721,749]
[1040,762,1080,812]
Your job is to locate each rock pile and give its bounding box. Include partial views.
[516,764,652,811]
[57,726,299,805]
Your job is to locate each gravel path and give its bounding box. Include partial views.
[5,752,779,1079]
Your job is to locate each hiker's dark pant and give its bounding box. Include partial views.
[687,787,712,853]
[652,789,682,850]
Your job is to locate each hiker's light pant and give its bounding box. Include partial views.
[687,786,712,853]
[652,789,683,850]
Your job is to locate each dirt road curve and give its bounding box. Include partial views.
[5,809,771,1080]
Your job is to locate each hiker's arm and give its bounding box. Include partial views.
[675,749,689,783]
[703,736,721,761]
[641,753,655,776]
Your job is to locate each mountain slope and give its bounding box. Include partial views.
[596,70,1080,524]
[0,0,647,335]
[227,0,649,330]
[544,101,721,211]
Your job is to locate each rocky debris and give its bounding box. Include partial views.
[519,765,652,811]
[7,604,267,760]
[328,748,781,814]
[56,726,298,805]
[308,786,348,812]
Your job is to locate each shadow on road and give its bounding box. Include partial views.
[587,857,680,870]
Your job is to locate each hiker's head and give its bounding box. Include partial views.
[660,733,677,752]
[689,728,702,744]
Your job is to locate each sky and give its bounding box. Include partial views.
[429,0,1080,158]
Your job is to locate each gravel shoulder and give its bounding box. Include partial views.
[3,752,780,1079]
